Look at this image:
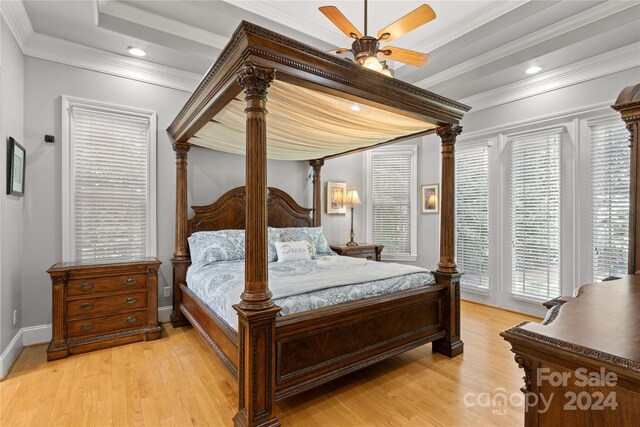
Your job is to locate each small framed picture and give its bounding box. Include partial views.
[421,184,439,213]
[326,181,347,214]
[6,137,25,196]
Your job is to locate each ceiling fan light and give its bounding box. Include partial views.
[363,55,383,72]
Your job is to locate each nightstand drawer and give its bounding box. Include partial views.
[67,273,147,296]
[67,310,148,338]
[67,291,147,318]
[348,252,375,260]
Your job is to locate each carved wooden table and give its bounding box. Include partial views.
[501,275,640,426]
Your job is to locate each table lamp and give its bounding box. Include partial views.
[344,187,361,246]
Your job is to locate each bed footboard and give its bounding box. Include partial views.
[273,285,446,399]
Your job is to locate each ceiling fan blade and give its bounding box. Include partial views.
[380,46,430,67]
[319,6,363,39]
[328,48,352,55]
[377,4,436,42]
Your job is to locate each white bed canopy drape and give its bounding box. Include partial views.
[189,80,436,161]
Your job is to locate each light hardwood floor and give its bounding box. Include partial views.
[1,301,539,427]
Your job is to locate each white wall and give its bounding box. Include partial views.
[21,56,309,330]
[320,136,443,271]
[1,15,24,357]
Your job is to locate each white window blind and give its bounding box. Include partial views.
[368,147,417,259]
[510,129,562,299]
[590,119,630,281]
[70,105,152,261]
[456,145,490,288]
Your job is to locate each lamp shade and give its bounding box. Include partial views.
[345,188,361,206]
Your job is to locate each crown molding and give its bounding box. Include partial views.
[26,32,201,92]
[415,1,638,89]
[1,0,200,92]
[0,0,34,52]
[460,43,640,112]
[224,0,346,48]
[97,0,229,50]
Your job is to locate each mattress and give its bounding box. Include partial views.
[186,256,436,330]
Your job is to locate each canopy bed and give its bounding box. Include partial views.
[167,21,470,427]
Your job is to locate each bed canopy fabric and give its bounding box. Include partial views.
[167,20,470,427]
[191,80,436,160]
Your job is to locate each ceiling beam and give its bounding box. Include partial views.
[413,1,638,89]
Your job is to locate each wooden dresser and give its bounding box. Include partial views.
[501,277,640,425]
[330,243,384,261]
[47,258,162,361]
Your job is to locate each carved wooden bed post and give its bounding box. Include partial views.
[432,124,464,357]
[612,84,640,274]
[309,159,324,226]
[170,141,191,327]
[233,63,281,427]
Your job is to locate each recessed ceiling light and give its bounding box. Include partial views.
[526,66,542,75]
[128,47,146,57]
[351,104,361,112]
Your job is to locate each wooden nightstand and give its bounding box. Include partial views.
[47,257,162,361]
[329,244,384,261]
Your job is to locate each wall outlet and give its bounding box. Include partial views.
[13,310,17,326]
[164,286,171,297]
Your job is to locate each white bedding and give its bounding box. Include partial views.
[187,256,435,330]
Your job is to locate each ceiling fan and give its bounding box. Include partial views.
[319,0,435,76]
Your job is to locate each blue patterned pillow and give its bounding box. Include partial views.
[188,230,245,264]
[267,228,279,262]
[268,227,333,259]
[190,229,282,264]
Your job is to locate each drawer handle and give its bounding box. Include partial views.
[80,323,94,331]
[80,282,93,290]
[124,297,137,305]
[125,316,137,324]
[124,278,137,286]
[80,303,93,311]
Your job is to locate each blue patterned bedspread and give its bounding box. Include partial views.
[186,257,436,330]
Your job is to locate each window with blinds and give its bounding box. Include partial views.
[63,97,156,262]
[368,146,417,259]
[590,119,630,281]
[456,145,490,288]
[510,129,562,299]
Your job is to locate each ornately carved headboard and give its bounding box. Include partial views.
[187,186,314,236]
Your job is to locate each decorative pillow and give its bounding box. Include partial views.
[274,241,311,262]
[188,230,245,264]
[269,227,332,259]
[267,228,280,263]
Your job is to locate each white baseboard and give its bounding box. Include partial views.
[158,305,172,323]
[0,329,24,380]
[22,324,52,346]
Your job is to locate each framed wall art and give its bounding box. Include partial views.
[326,181,347,214]
[6,137,25,196]
[421,184,439,213]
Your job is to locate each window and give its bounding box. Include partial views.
[62,96,157,262]
[590,119,630,280]
[366,146,417,261]
[510,128,562,299]
[456,144,490,289]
